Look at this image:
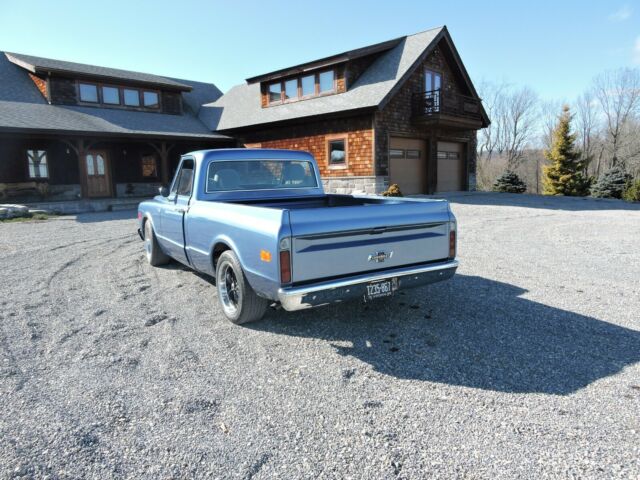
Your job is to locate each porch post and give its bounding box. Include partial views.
[62,139,89,198]
[427,133,438,194]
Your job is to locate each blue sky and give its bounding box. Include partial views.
[0,0,638,102]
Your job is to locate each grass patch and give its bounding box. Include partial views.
[0,213,55,223]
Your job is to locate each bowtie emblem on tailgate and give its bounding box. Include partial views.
[368,251,393,263]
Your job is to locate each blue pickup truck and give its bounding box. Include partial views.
[138,149,458,324]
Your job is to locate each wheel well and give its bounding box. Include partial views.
[141,217,148,239]
[212,242,231,270]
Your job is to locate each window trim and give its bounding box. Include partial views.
[26,149,49,180]
[326,134,348,170]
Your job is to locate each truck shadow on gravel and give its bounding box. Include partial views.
[250,274,640,395]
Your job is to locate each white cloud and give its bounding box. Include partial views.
[634,36,640,64]
[609,5,632,22]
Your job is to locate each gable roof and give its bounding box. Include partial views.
[5,52,192,91]
[200,26,488,132]
[0,52,229,140]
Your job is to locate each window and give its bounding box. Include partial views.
[328,138,346,166]
[284,79,298,101]
[79,83,98,102]
[265,69,337,105]
[143,91,159,108]
[319,70,335,93]
[268,83,282,103]
[172,159,194,196]
[142,155,158,177]
[406,149,421,160]
[206,160,317,192]
[102,86,120,105]
[123,89,140,106]
[27,150,48,178]
[390,149,405,159]
[301,74,315,96]
[437,151,459,160]
[425,69,442,92]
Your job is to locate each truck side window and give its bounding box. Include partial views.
[171,159,194,197]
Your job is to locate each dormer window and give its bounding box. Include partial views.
[76,81,162,111]
[79,83,98,103]
[266,69,337,105]
[101,86,120,105]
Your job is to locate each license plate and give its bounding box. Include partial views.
[364,277,398,301]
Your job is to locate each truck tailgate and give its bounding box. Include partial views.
[288,200,452,283]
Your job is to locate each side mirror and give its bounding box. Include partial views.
[159,185,170,197]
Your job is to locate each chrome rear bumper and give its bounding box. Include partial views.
[277,260,458,311]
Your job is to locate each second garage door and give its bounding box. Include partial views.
[436,141,464,192]
[389,137,427,195]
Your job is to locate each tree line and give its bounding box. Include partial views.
[476,67,640,201]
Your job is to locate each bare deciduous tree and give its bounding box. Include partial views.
[593,68,640,167]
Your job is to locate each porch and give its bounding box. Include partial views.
[0,133,232,205]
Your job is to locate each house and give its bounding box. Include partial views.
[200,26,489,195]
[0,25,488,207]
[0,51,232,205]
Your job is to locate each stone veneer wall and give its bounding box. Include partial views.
[322,176,388,195]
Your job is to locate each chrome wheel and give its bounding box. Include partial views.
[218,262,240,316]
[144,221,152,260]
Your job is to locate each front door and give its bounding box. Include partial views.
[85,151,112,197]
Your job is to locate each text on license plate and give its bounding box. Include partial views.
[365,278,398,301]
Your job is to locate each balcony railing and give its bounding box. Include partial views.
[412,89,482,122]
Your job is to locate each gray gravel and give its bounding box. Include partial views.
[1,192,639,479]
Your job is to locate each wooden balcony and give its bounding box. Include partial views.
[412,90,484,129]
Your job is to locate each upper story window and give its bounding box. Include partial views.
[425,69,442,92]
[77,81,162,111]
[102,86,120,105]
[267,69,336,105]
[79,83,98,103]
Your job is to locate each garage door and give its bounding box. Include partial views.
[389,137,426,195]
[436,141,464,192]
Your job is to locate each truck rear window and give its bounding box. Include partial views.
[206,160,318,192]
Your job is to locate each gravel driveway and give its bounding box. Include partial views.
[1,193,639,479]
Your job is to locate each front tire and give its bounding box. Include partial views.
[144,219,170,266]
[216,250,268,324]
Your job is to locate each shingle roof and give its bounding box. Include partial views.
[0,53,229,140]
[199,27,445,131]
[5,52,192,91]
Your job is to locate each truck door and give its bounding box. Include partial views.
[160,158,193,265]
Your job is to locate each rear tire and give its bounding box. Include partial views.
[144,219,170,266]
[216,250,268,324]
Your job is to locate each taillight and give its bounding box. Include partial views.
[279,237,291,284]
[449,229,456,259]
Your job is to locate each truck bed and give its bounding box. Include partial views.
[227,194,402,210]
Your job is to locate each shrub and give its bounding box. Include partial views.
[381,184,403,197]
[492,170,527,193]
[623,179,640,202]
[590,165,631,199]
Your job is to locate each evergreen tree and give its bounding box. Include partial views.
[591,164,632,199]
[492,170,527,193]
[542,105,591,196]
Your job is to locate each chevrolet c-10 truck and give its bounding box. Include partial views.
[138,149,458,324]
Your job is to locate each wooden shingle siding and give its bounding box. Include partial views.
[28,74,48,100]
[375,45,477,188]
[240,115,375,177]
[49,77,77,105]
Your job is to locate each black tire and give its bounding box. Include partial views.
[216,250,268,324]
[144,219,170,266]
